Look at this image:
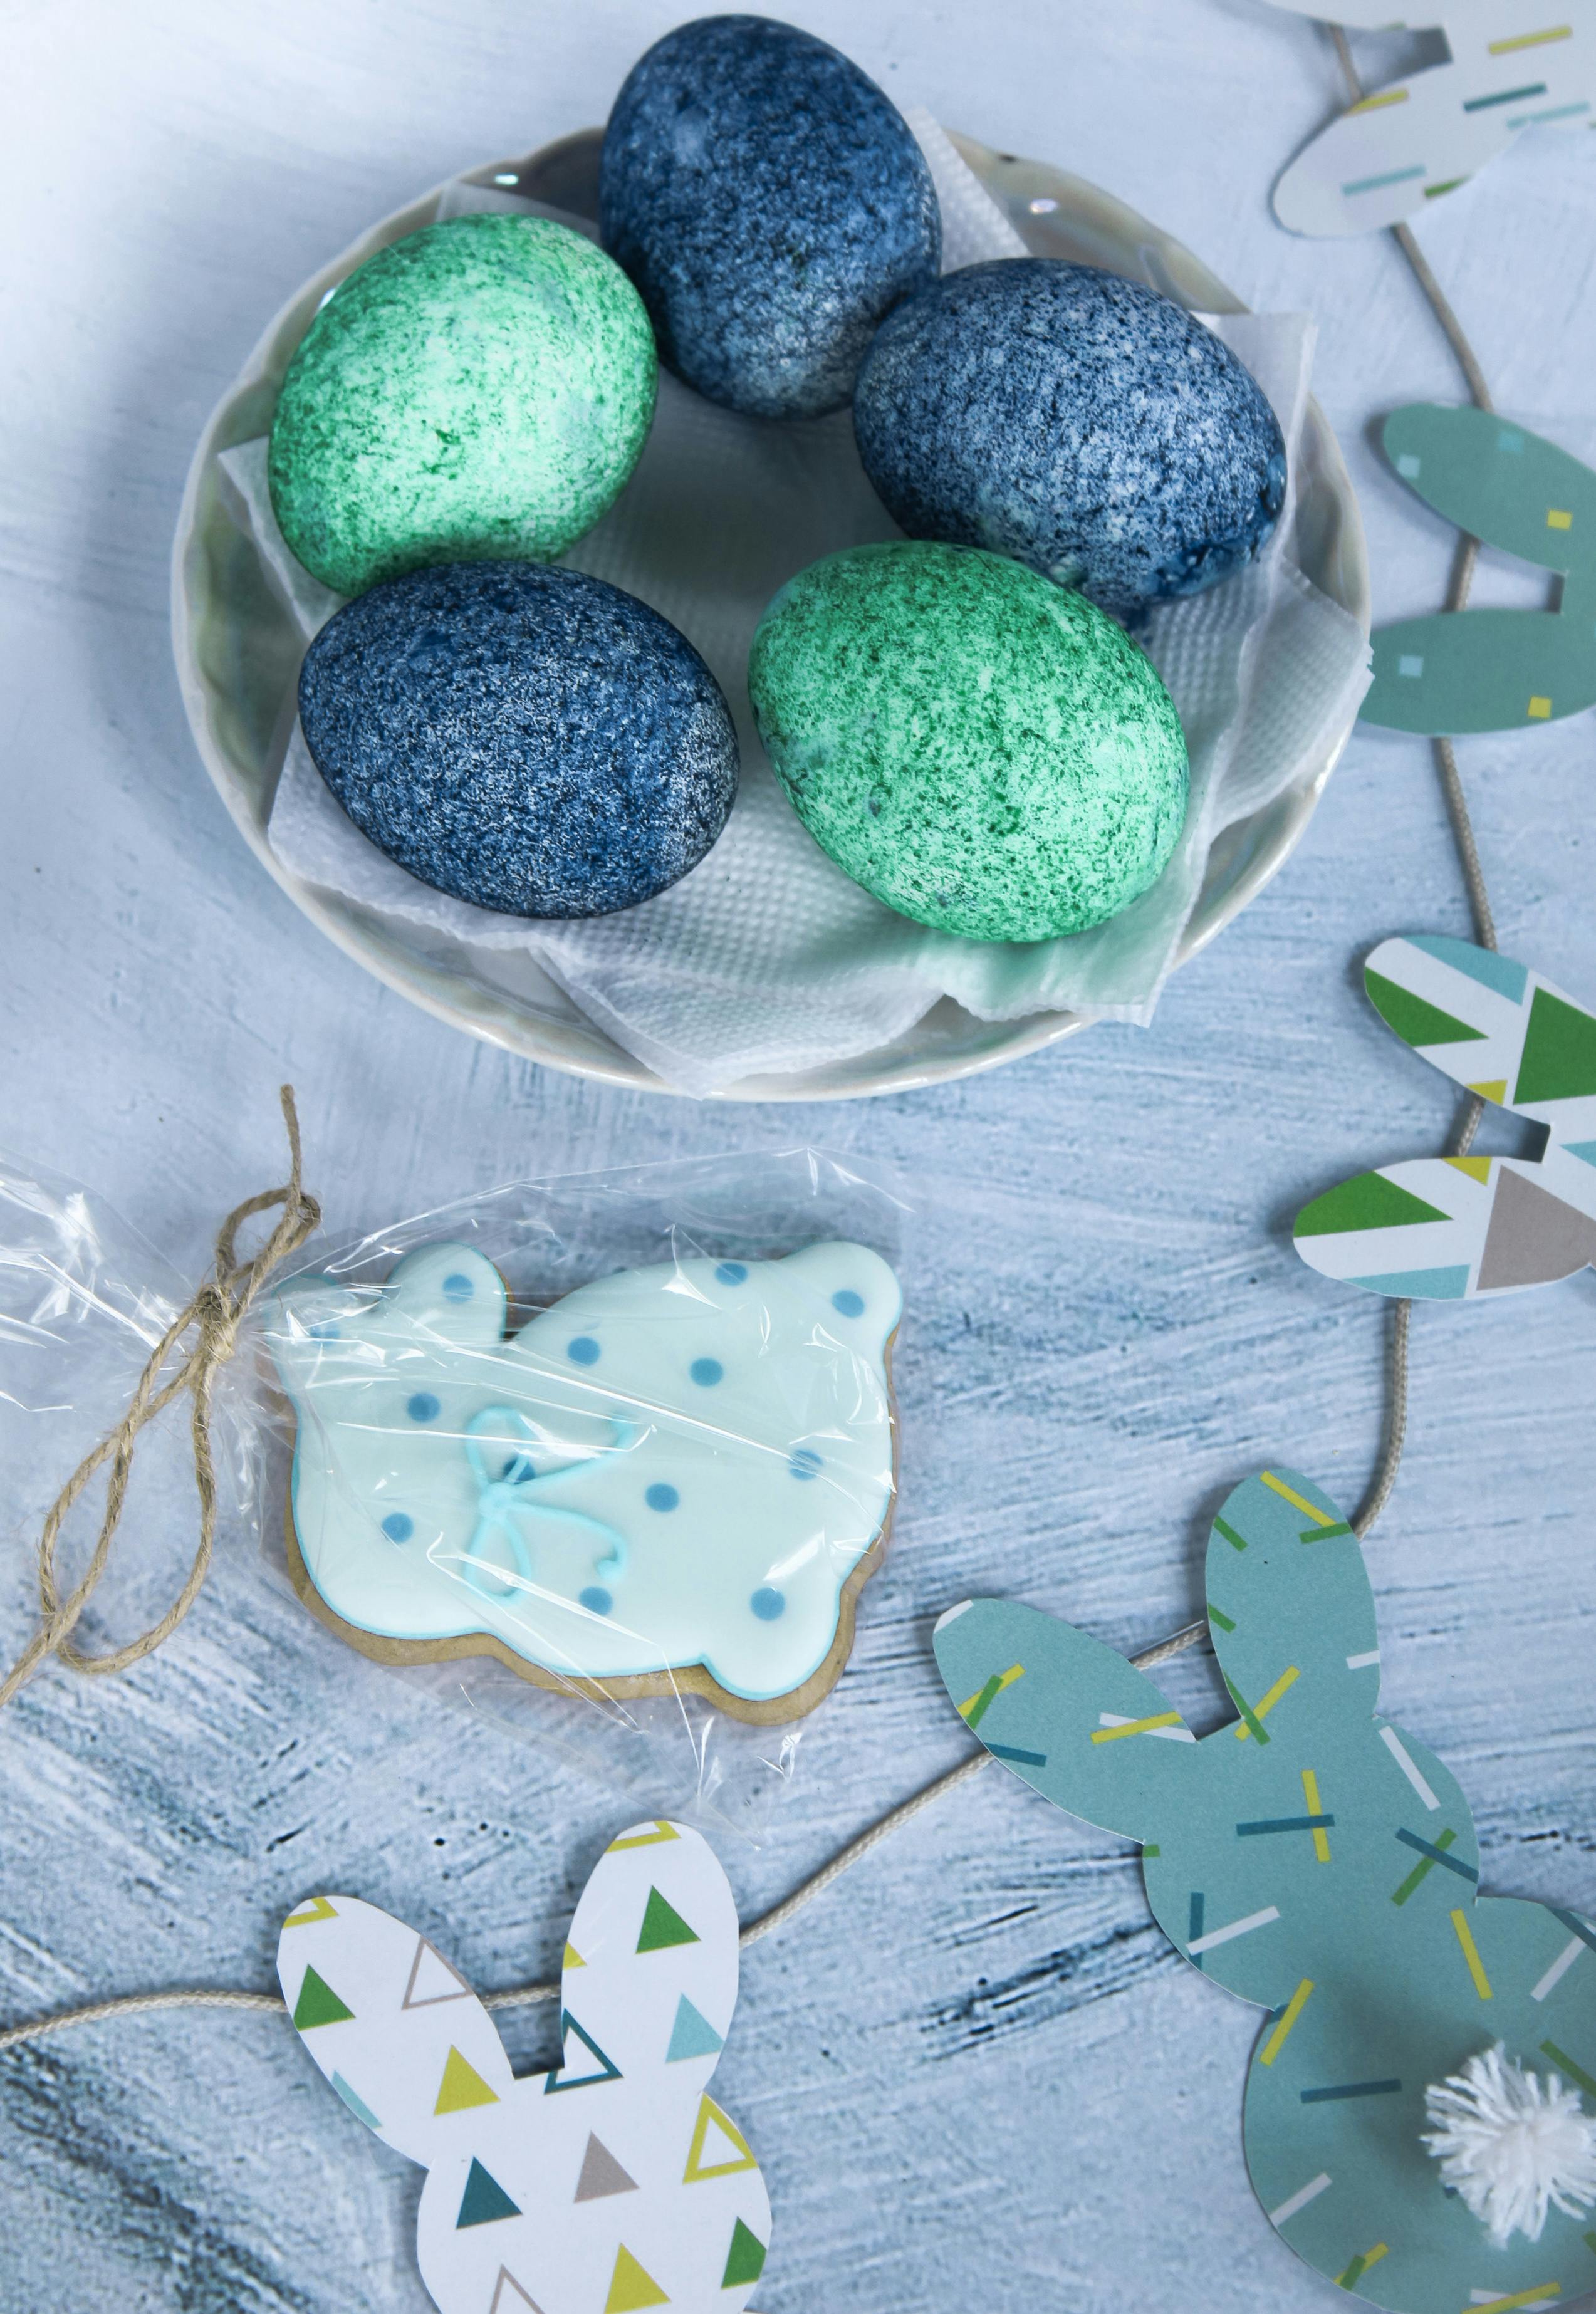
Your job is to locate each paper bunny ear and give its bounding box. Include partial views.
[1205,1471,1382,1731]
[1296,938,1596,1298]
[1363,407,1596,733]
[934,1599,1199,1847]
[1268,4,1595,237]
[548,1820,743,2098]
[276,1894,513,2167]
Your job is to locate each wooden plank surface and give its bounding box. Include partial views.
[2,3,1593,2307]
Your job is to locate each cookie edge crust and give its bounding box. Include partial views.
[278,1306,900,1729]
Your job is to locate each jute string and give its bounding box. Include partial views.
[0,1087,321,1716]
[0,33,1503,2053]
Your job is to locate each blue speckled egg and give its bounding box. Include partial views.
[599,15,941,419]
[853,261,1288,618]
[297,563,738,918]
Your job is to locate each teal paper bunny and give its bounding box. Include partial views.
[1363,405,1596,736]
[935,1469,1596,2311]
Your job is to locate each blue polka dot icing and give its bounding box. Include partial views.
[831,1288,865,1318]
[407,1392,441,1423]
[689,1357,724,1387]
[853,261,1287,620]
[715,1262,748,1286]
[750,1587,786,1620]
[296,561,739,919]
[568,1337,601,1366]
[600,15,940,419]
[264,1238,902,1716]
[382,1513,414,1543]
[442,1273,474,1302]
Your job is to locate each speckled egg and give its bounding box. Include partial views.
[853,261,1287,618]
[748,542,1187,941]
[599,15,940,419]
[269,215,656,597]
[298,562,738,918]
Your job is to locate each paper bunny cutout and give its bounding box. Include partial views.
[1295,934,1596,1298]
[277,1818,771,2314]
[935,1469,1596,2312]
[1268,2,1594,237]
[264,1238,900,1720]
[1362,406,1596,734]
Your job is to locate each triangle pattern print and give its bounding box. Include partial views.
[276,1823,770,2313]
[1295,936,1596,1299]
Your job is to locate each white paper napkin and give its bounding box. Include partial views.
[229,113,1370,1095]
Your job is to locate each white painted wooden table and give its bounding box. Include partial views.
[3,4,1593,2308]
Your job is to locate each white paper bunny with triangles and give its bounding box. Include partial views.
[277,1819,770,2314]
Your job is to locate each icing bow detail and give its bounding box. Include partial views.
[462,1406,630,1605]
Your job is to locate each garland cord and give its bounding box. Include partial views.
[0,24,1503,2061]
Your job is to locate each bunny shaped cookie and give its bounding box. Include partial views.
[1361,407,1596,736]
[277,1819,770,2314]
[1267,3,1595,238]
[1296,934,1596,1298]
[935,1470,1596,2313]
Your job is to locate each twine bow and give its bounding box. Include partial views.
[0,1088,321,1712]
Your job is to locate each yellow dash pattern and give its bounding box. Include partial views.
[1236,1664,1301,1739]
[1451,1907,1494,2000]
[1465,2286,1563,2314]
[1547,509,1573,531]
[1092,1711,1184,1744]
[1260,1978,1314,2066]
[959,1663,1026,1720]
[1489,22,1572,49]
[1302,1769,1331,1862]
[1349,84,1410,108]
[1528,696,1553,719]
[1359,2244,1389,2275]
[1261,1471,1338,1526]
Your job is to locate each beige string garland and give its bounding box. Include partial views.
[0,36,1506,2058]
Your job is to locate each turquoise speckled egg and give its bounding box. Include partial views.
[748,542,1189,941]
[269,214,656,597]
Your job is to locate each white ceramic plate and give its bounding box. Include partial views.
[172,128,1369,1102]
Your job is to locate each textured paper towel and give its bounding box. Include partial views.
[234,114,1370,1095]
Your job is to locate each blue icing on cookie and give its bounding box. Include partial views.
[853,261,1287,619]
[296,561,738,919]
[264,1239,902,1714]
[599,15,940,419]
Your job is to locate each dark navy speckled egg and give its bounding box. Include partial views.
[853,261,1288,618]
[599,15,941,419]
[297,563,738,918]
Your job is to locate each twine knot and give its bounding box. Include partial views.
[0,1088,321,1712]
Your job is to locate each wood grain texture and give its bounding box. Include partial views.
[3,2,1594,2307]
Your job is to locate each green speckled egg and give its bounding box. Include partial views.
[748,542,1189,941]
[269,214,656,596]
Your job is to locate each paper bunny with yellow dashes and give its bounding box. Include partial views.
[936,1469,1596,2312]
[277,1820,769,2314]
[1268,2,1594,237]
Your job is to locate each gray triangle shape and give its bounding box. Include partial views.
[573,2130,639,2203]
[402,1934,472,2011]
[1476,1164,1596,1291]
[489,2269,546,2313]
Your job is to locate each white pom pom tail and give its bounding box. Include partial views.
[1422,2043,1596,2246]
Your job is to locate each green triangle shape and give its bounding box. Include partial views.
[666,1994,724,2063]
[1514,986,1596,1105]
[637,1885,700,1954]
[1365,967,1486,1048]
[292,1964,355,2031]
[1296,1170,1451,1238]
[457,2155,522,2229]
[721,2216,766,2288]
